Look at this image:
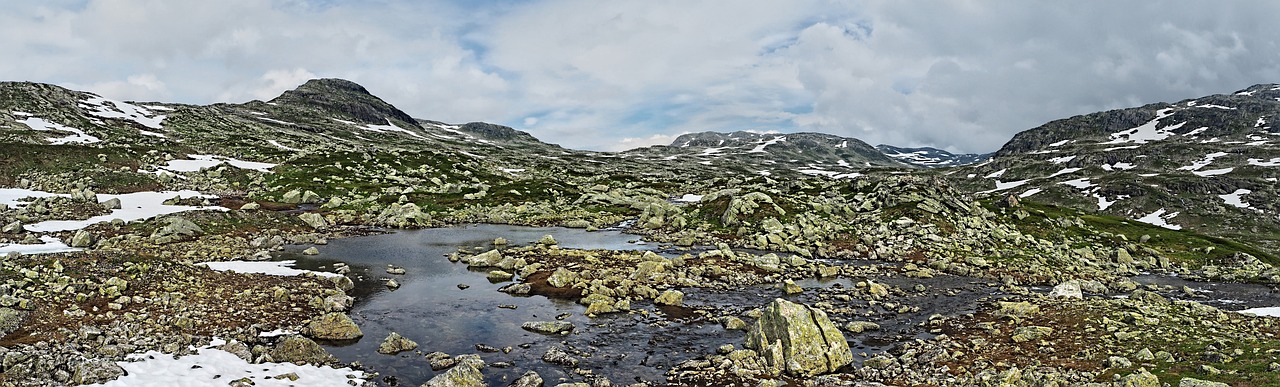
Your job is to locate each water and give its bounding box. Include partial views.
[1132,274,1280,310]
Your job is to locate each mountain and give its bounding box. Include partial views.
[624,131,908,178]
[875,144,992,168]
[955,83,1280,252]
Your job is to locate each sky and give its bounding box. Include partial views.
[3,0,1279,153]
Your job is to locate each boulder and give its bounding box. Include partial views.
[270,336,336,365]
[782,280,803,295]
[303,313,363,340]
[546,268,577,288]
[1011,326,1053,343]
[100,198,122,210]
[521,321,574,335]
[466,249,503,267]
[655,290,684,306]
[302,247,320,255]
[152,217,203,239]
[2,221,23,234]
[239,202,261,210]
[281,190,303,204]
[1049,281,1083,299]
[510,371,543,387]
[377,332,419,354]
[743,298,853,377]
[537,234,558,245]
[843,321,880,334]
[423,355,485,387]
[1117,369,1159,387]
[70,230,95,248]
[0,308,26,336]
[1178,378,1230,387]
[298,213,328,229]
[71,359,126,385]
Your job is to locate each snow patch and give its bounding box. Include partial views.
[267,140,300,152]
[19,117,101,144]
[1018,188,1042,198]
[1178,152,1230,172]
[1048,139,1071,147]
[1249,158,1280,167]
[1102,108,1184,145]
[1137,209,1182,230]
[1193,167,1234,177]
[1048,167,1082,178]
[81,95,166,129]
[155,155,277,173]
[984,169,1007,178]
[748,136,786,153]
[198,260,341,278]
[0,188,65,207]
[26,190,224,233]
[0,236,82,255]
[1049,156,1076,164]
[89,342,364,387]
[1182,127,1209,137]
[1239,307,1280,317]
[1219,189,1253,209]
[1059,177,1096,189]
[675,194,703,203]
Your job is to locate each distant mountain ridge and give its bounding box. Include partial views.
[875,144,992,168]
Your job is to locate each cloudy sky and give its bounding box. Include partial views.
[4,1,1279,153]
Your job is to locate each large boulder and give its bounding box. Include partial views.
[303,312,363,340]
[423,355,485,387]
[377,332,418,354]
[70,230,96,248]
[744,298,853,377]
[71,359,126,384]
[298,213,328,229]
[1049,281,1083,299]
[270,336,336,365]
[521,321,574,335]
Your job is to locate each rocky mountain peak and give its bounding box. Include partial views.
[268,78,418,127]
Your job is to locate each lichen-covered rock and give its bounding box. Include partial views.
[1049,281,1082,299]
[423,354,484,387]
[1117,369,1160,387]
[1178,377,1230,387]
[71,359,125,385]
[510,371,543,387]
[2,221,24,234]
[843,321,880,334]
[655,289,684,306]
[377,332,418,354]
[70,230,95,248]
[521,321,574,335]
[298,212,328,229]
[303,312,363,340]
[467,249,503,267]
[1011,326,1053,343]
[744,298,852,377]
[270,336,336,365]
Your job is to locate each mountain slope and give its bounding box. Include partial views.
[624,131,909,178]
[956,83,1280,253]
[876,144,992,168]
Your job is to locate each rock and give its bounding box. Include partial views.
[1178,377,1229,387]
[744,298,853,377]
[386,266,406,274]
[71,359,126,384]
[542,346,579,367]
[521,321,574,335]
[1119,369,1159,387]
[546,268,577,288]
[537,235,558,245]
[385,279,401,289]
[844,321,880,334]
[722,316,748,331]
[152,217,203,239]
[1130,289,1169,305]
[239,202,261,210]
[1134,348,1155,361]
[270,336,336,365]
[510,371,543,387]
[487,270,514,282]
[965,256,990,268]
[0,308,26,336]
[298,213,328,229]
[996,301,1040,321]
[1106,356,1133,368]
[423,355,485,387]
[2,221,24,234]
[303,313,363,340]
[70,230,95,248]
[655,290,684,306]
[782,280,803,295]
[377,332,418,354]
[499,283,531,295]
[100,198,122,210]
[1011,326,1053,343]
[467,249,503,267]
[493,237,508,245]
[1049,281,1082,299]
[281,190,303,204]
[866,281,889,297]
[301,190,321,204]
[302,247,320,255]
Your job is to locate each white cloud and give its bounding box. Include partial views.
[3,1,1280,153]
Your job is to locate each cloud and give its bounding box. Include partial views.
[3,1,1280,153]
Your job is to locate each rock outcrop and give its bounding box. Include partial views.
[743,298,852,377]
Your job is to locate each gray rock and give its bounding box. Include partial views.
[537,234,558,245]
[281,189,303,204]
[298,213,328,229]
[744,298,853,377]
[541,346,579,367]
[510,370,543,387]
[423,355,485,387]
[100,198,122,210]
[521,321,574,335]
[377,332,419,354]
[655,289,684,306]
[1049,281,1083,299]
[152,217,203,238]
[0,308,26,336]
[70,230,95,248]
[843,321,880,334]
[302,247,320,255]
[2,221,24,234]
[303,313,363,340]
[239,202,261,210]
[270,336,336,365]
[1178,378,1230,387]
[71,359,125,384]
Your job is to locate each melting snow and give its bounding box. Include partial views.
[984,169,1007,178]
[1193,168,1234,177]
[798,169,861,179]
[980,179,1030,193]
[500,168,525,174]
[360,119,425,139]
[1102,108,1185,145]
[198,260,340,278]
[1049,139,1071,147]
[1094,193,1120,211]
[25,190,224,233]
[1101,162,1136,171]
[0,236,82,255]
[1104,145,1141,151]
[1179,152,1229,171]
[81,96,166,129]
[1196,104,1237,110]
[88,340,363,387]
[138,130,165,138]
[1239,307,1280,317]
[1059,177,1095,189]
[1049,156,1076,164]
[0,188,65,207]
[267,140,300,152]
[1219,189,1253,209]
[1018,188,1042,198]
[675,194,703,203]
[749,136,786,153]
[1257,117,1268,128]
[1183,127,1209,137]
[1137,209,1182,230]
[1249,158,1280,167]
[19,117,102,145]
[700,147,728,156]
[1048,167,1083,178]
[155,155,277,173]
[256,117,296,126]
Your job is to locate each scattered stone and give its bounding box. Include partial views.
[1178,378,1229,387]
[537,234,558,245]
[423,355,485,387]
[377,332,418,355]
[302,247,320,255]
[722,316,748,331]
[844,321,880,334]
[70,359,126,385]
[542,346,579,367]
[239,202,261,210]
[70,230,95,248]
[100,197,122,210]
[1049,281,1082,299]
[782,280,803,295]
[3,221,24,234]
[386,266,406,275]
[744,298,853,377]
[298,213,328,229]
[510,371,543,387]
[487,270,514,282]
[1011,326,1053,343]
[385,279,400,289]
